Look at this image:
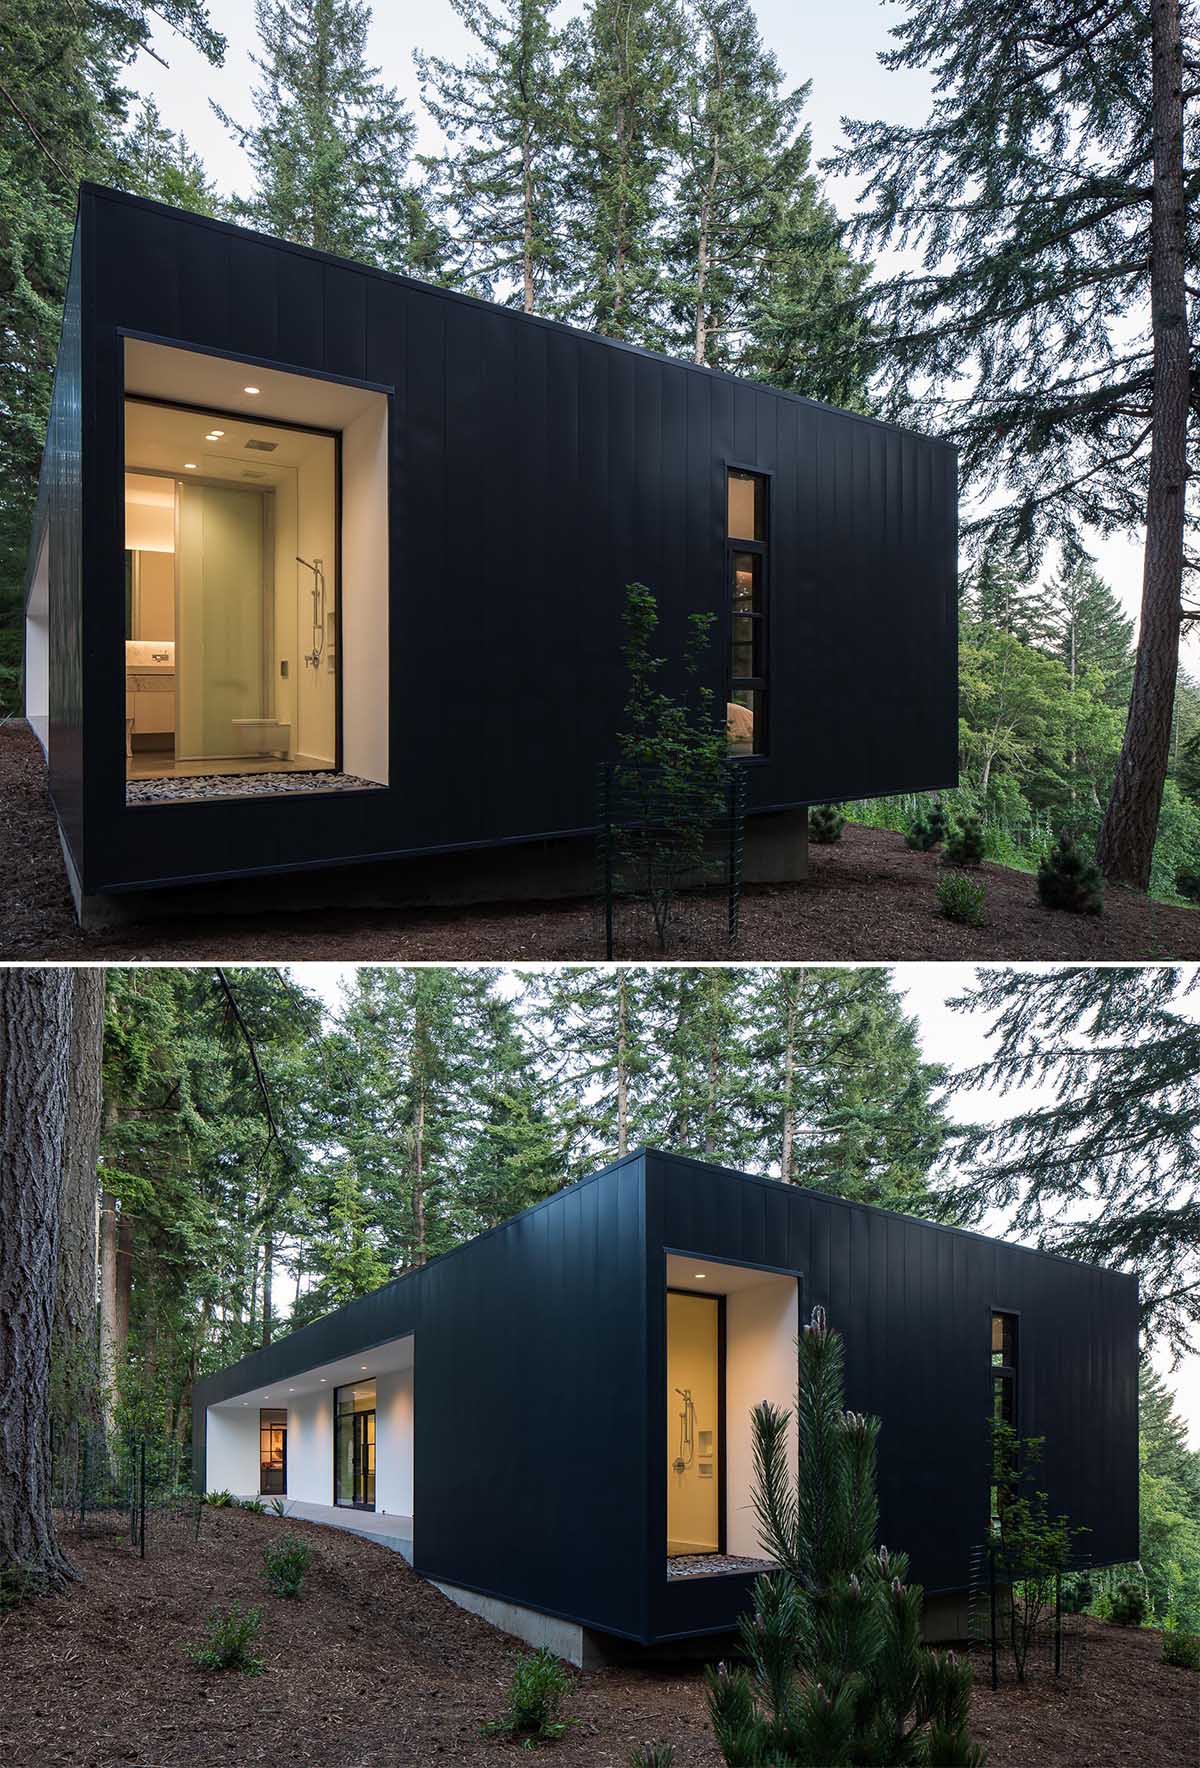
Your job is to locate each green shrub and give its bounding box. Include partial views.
[809,802,845,843]
[0,1567,49,1611]
[628,1749,675,1767]
[1175,866,1200,903]
[945,814,986,866]
[186,1603,264,1674]
[263,1535,312,1598]
[936,872,987,927]
[204,1489,235,1508]
[1037,832,1104,915]
[1106,1580,1147,1627]
[905,798,950,852]
[482,1647,575,1746]
[240,1497,266,1515]
[1163,1630,1200,1670]
[269,1498,288,1517]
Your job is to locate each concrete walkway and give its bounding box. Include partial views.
[257,1497,413,1563]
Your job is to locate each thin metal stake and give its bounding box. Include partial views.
[139,1439,147,1559]
[603,764,614,961]
[80,1434,88,1535]
[1055,1569,1062,1676]
[989,1545,998,1692]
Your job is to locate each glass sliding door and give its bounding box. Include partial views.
[259,1407,287,1495]
[667,1290,722,1557]
[176,480,272,759]
[334,1380,376,1509]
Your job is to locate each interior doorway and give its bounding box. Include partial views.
[259,1407,287,1496]
[335,1380,377,1510]
[667,1289,723,1557]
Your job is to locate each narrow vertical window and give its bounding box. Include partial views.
[990,1311,1018,1522]
[727,469,767,756]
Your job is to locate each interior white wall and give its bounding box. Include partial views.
[283,1386,334,1505]
[205,1408,260,1495]
[24,528,49,756]
[375,1365,414,1520]
[272,470,298,734]
[294,440,337,766]
[340,397,389,785]
[725,1276,800,1557]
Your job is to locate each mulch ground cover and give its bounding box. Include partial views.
[3,717,1197,960]
[1,1511,1196,1768]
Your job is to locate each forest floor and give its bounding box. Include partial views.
[4,716,1197,960]
[1,1510,1197,1768]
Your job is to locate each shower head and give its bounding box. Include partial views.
[296,555,316,572]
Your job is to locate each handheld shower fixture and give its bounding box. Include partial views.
[673,1387,696,1475]
[296,555,326,670]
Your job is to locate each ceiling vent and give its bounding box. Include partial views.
[244,438,278,452]
[241,469,268,480]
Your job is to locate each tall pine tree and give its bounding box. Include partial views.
[215,0,434,272]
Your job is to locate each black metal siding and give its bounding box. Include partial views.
[61,183,955,894]
[643,1152,1140,1640]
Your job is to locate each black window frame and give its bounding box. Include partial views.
[726,465,770,761]
[333,1379,377,1511]
[990,1309,1019,1525]
[259,1405,287,1496]
[665,1286,728,1559]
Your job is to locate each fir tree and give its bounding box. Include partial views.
[960,550,1043,646]
[707,1307,983,1766]
[1138,1360,1200,1628]
[559,0,683,344]
[215,0,432,273]
[1038,538,1135,710]
[834,0,1197,889]
[643,969,753,1165]
[117,98,224,216]
[944,966,1200,1358]
[665,0,815,369]
[415,0,569,312]
[521,968,657,1171]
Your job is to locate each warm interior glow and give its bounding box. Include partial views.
[667,1291,720,1556]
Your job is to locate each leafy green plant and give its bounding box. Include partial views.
[1105,1580,1147,1627]
[481,1646,575,1747]
[1037,832,1104,914]
[613,583,729,951]
[269,1498,288,1518]
[240,1497,266,1515]
[628,1748,675,1768]
[936,872,987,927]
[945,814,986,866]
[263,1535,313,1599]
[0,1567,49,1611]
[990,1420,1084,1683]
[204,1488,235,1508]
[809,801,845,843]
[905,797,950,851]
[706,1307,984,1766]
[1163,1630,1200,1670]
[1175,866,1200,903]
[186,1603,264,1674]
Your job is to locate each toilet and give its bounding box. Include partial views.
[231,718,292,758]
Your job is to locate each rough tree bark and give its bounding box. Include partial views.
[1097,0,1189,887]
[0,970,79,1585]
[52,972,106,1433]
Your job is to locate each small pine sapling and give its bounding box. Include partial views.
[481,1646,575,1746]
[990,1421,1083,1682]
[186,1603,264,1674]
[706,1307,985,1766]
[906,798,949,852]
[1037,833,1104,914]
[1104,1580,1147,1627]
[945,814,986,866]
[1162,1631,1200,1669]
[937,873,987,927]
[809,802,846,843]
[263,1535,313,1598]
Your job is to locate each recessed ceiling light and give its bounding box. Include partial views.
[361,1365,368,1371]
[210,428,225,437]
[183,461,197,469]
[694,1272,706,1279]
[320,1377,326,1382]
[205,431,220,441]
[243,384,260,395]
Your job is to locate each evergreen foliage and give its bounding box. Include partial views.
[481,1646,575,1744]
[936,873,986,927]
[263,1534,312,1597]
[706,1307,983,1766]
[944,816,986,868]
[1104,1581,1148,1627]
[1037,833,1104,916]
[943,967,1200,1356]
[905,799,949,852]
[1138,1362,1200,1630]
[214,0,433,272]
[186,1603,265,1673]
[989,1421,1081,1683]
[809,802,845,843]
[1163,1631,1200,1670]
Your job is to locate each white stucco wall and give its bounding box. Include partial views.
[725,1276,799,1556]
[339,395,389,785]
[375,1365,414,1519]
[205,1407,260,1495]
[283,1386,335,1505]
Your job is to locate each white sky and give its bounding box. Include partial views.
[128,0,1196,676]
[289,959,1200,1447]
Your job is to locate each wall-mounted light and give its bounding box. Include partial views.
[243,385,260,395]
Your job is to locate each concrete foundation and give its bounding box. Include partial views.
[67,806,809,930]
[432,1583,613,1670]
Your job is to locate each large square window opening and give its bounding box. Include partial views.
[665,1258,798,1574]
[726,469,768,757]
[123,396,338,787]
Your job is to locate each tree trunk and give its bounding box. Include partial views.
[1097,0,1188,887]
[413,1085,427,1266]
[0,970,78,1584]
[616,972,629,1155]
[780,983,798,1185]
[261,1223,274,1347]
[522,124,536,314]
[99,1192,120,1440]
[52,973,105,1434]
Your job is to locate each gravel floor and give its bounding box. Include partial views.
[127,770,384,805]
[666,1552,776,1579]
[0,1511,1194,1768]
[3,718,1197,961]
